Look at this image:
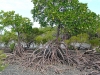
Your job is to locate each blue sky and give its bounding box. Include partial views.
[79,0,100,14]
[0,0,100,27]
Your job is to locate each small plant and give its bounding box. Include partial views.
[96,47,100,53]
[64,33,89,50]
[77,33,89,43]
[0,50,7,71]
[89,38,100,47]
[96,28,100,37]
[10,43,15,52]
[67,33,89,44]
[69,36,78,43]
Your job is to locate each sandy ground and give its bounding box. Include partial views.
[0,64,90,75]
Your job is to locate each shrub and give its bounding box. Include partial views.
[96,48,100,53]
[77,33,89,43]
[0,50,7,71]
[67,33,89,44]
[89,38,100,47]
[96,28,100,37]
[10,43,15,52]
[64,33,89,50]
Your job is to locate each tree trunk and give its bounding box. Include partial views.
[56,24,61,40]
[14,32,24,57]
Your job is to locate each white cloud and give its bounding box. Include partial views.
[0,0,33,15]
[0,0,40,27]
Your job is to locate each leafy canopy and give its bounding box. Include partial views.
[31,0,99,36]
[0,10,32,34]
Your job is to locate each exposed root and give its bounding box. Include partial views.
[5,41,75,71]
[13,44,24,57]
[5,41,100,74]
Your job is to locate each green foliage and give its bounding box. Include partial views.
[35,27,56,44]
[0,50,7,71]
[89,38,100,47]
[1,35,9,46]
[1,31,17,46]
[0,10,32,38]
[95,48,100,53]
[77,33,89,43]
[70,33,89,43]
[87,28,97,39]
[31,0,99,36]
[64,33,89,45]
[21,27,41,47]
[64,40,70,45]
[0,10,33,49]
[45,31,56,40]
[69,36,78,43]
[96,28,100,37]
[35,31,55,44]
[35,35,43,44]
[64,39,75,50]
[10,43,15,52]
